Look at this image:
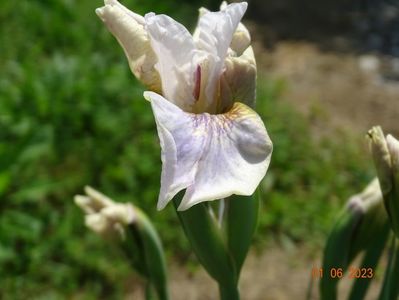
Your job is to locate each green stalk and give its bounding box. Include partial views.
[320,209,362,300]
[226,191,259,275]
[321,178,388,300]
[389,179,399,239]
[378,236,399,300]
[348,222,390,300]
[124,225,149,278]
[219,283,240,300]
[173,195,238,292]
[145,281,156,300]
[135,209,170,300]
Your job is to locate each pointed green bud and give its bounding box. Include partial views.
[368,126,392,196]
[368,126,399,237]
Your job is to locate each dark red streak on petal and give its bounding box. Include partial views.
[193,65,201,101]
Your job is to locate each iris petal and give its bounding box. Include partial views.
[222,46,257,109]
[195,3,247,60]
[194,3,247,111]
[96,1,161,91]
[145,13,199,111]
[144,91,272,211]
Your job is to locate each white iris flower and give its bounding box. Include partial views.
[96,0,273,210]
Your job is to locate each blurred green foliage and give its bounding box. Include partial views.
[0,0,374,298]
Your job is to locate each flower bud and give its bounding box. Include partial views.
[368,126,399,237]
[74,186,135,240]
[368,126,392,195]
[74,187,169,299]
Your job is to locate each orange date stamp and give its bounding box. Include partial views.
[311,267,374,279]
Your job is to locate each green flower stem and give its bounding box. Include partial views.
[173,195,238,293]
[348,221,390,300]
[226,191,259,275]
[379,236,399,300]
[123,227,149,278]
[320,209,362,300]
[389,183,399,239]
[135,209,170,300]
[219,283,240,300]
[145,281,156,300]
[381,180,399,238]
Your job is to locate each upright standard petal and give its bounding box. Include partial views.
[193,2,248,112]
[96,0,161,92]
[219,1,251,55]
[230,22,251,56]
[195,2,247,61]
[144,91,272,211]
[221,46,257,109]
[194,2,251,56]
[145,13,199,111]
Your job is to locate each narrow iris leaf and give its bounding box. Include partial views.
[135,210,170,300]
[378,237,399,300]
[348,221,390,300]
[321,178,388,300]
[320,209,362,300]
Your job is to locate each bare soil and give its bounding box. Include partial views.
[255,40,399,138]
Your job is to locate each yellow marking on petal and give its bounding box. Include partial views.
[225,102,259,121]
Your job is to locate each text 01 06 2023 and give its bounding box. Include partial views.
[311,267,374,279]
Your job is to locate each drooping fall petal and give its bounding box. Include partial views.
[144,91,272,211]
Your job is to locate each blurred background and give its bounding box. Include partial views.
[1,0,398,299]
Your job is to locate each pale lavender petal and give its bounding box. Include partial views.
[144,91,272,210]
[218,1,251,55]
[145,13,199,111]
[195,2,247,60]
[144,91,207,209]
[194,2,248,111]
